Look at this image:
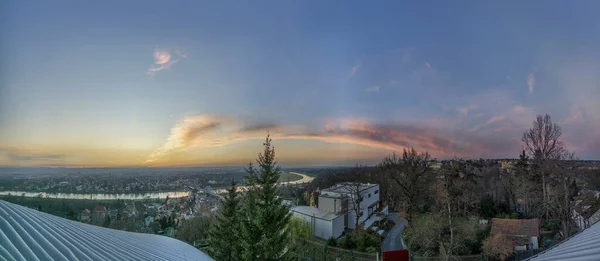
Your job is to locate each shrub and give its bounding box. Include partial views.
[356,231,380,252]
[339,234,356,249]
[326,236,337,247]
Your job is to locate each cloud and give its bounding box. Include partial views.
[527,72,535,93]
[424,61,431,68]
[146,48,186,76]
[0,146,67,162]
[349,63,361,78]
[146,113,530,164]
[364,86,380,93]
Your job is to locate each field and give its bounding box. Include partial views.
[278,172,303,183]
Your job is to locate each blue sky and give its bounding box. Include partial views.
[1,1,599,167]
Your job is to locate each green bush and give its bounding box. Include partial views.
[326,236,337,247]
[356,231,380,252]
[339,234,356,249]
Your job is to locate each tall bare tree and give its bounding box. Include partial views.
[522,114,566,218]
[379,148,433,220]
[338,181,365,230]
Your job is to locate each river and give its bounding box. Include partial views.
[0,172,314,200]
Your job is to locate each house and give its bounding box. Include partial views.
[80,209,91,222]
[291,206,345,240]
[491,218,540,251]
[108,208,119,220]
[526,217,600,260]
[319,182,380,229]
[572,198,600,230]
[291,182,381,240]
[91,206,107,224]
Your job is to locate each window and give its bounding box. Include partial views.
[374,190,379,194]
[368,193,371,198]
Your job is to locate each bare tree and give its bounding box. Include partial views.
[522,114,566,218]
[339,181,365,230]
[379,148,433,220]
[483,235,514,261]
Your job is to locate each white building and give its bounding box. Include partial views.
[319,183,380,229]
[291,182,381,239]
[291,206,345,239]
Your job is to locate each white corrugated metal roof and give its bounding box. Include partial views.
[0,200,214,261]
[526,220,600,261]
[291,206,341,221]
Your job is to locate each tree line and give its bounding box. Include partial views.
[305,114,597,259]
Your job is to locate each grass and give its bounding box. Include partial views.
[278,172,303,183]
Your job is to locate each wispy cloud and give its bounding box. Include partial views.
[527,72,535,94]
[146,48,186,76]
[146,114,528,164]
[0,146,67,162]
[349,62,361,78]
[364,86,380,93]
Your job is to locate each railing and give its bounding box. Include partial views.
[511,249,545,261]
[410,254,483,261]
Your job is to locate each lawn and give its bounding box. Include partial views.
[278,172,303,183]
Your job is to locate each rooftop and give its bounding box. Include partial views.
[527,220,600,261]
[0,200,214,261]
[291,206,342,221]
[491,218,540,237]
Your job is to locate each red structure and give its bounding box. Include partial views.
[382,250,409,261]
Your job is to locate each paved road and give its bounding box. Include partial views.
[382,213,408,252]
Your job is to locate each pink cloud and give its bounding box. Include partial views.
[528,72,535,94]
[146,48,186,76]
[147,114,528,163]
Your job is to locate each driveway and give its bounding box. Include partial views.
[382,213,408,252]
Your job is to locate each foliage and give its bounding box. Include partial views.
[239,135,292,261]
[289,217,313,245]
[338,233,356,249]
[326,236,337,247]
[206,178,241,261]
[355,231,380,253]
[478,195,498,220]
[176,215,215,245]
[405,214,487,257]
[482,235,514,261]
[379,148,434,218]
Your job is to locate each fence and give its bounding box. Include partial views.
[411,254,483,261]
[291,237,379,261]
[511,249,545,260]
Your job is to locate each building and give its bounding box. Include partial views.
[526,219,600,260]
[80,209,91,222]
[319,182,380,229]
[291,182,381,239]
[572,198,600,230]
[491,218,540,251]
[108,208,119,220]
[91,206,107,224]
[291,206,345,239]
[0,200,214,261]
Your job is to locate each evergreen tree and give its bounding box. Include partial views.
[240,135,292,261]
[207,178,241,261]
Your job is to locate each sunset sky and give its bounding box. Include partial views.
[1,1,599,167]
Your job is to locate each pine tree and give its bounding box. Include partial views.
[240,135,292,261]
[207,178,241,261]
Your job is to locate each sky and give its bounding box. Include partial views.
[0,1,599,167]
